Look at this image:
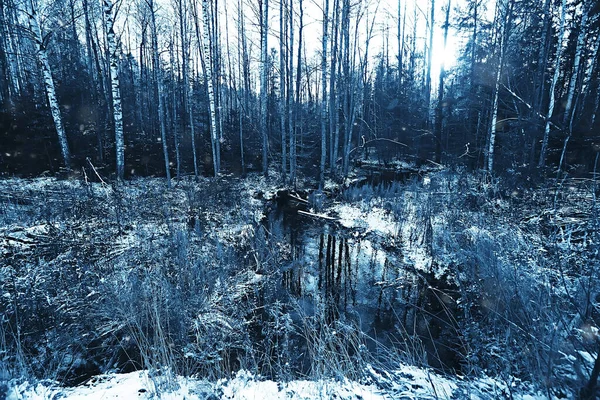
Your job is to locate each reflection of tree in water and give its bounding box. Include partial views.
[268,195,464,373]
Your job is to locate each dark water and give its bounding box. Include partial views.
[265,189,465,373]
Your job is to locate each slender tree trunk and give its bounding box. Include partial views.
[170,36,181,179]
[329,0,340,176]
[28,1,71,169]
[533,0,551,117]
[287,0,294,184]
[200,0,220,176]
[279,0,287,181]
[237,0,246,174]
[178,0,198,177]
[291,0,303,185]
[434,0,451,164]
[0,0,19,108]
[557,1,589,177]
[562,1,588,129]
[425,0,435,124]
[341,0,351,176]
[210,0,222,168]
[319,0,329,189]
[486,0,509,173]
[580,34,600,125]
[539,0,566,167]
[104,0,124,179]
[260,0,269,176]
[397,0,405,91]
[149,0,172,185]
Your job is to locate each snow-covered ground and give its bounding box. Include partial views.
[6,364,547,400]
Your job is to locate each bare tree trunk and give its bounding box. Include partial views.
[103,0,124,179]
[538,0,566,168]
[425,0,435,124]
[319,0,330,189]
[200,0,220,176]
[260,0,269,176]
[434,0,450,164]
[279,0,287,181]
[0,0,19,108]
[329,0,340,176]
[341,0,351,176]
[169,36,181,179]
[149,0,172,185]
[533,0,551,117]
[237,0,246,174]
[580,34,600,124]
[557,1,589,177]
[397,0,406,91]
[28,1,71,169]
[486,0,509,173]
[177,0,198,177]
[291,0,303,185]
[562,1,588,129]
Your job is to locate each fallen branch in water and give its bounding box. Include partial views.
[297,210,337,221]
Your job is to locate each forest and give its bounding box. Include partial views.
[1,0,600,398]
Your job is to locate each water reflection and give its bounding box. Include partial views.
[267,190,464,372]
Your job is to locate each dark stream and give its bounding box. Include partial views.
[264,184,465,374]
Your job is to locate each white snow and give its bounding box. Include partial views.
[334,204,397,237]
[6,365,551,400]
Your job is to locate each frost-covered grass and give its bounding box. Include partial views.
[1,170,598,399]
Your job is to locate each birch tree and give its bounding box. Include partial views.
[200,0,219,176]
[486,0,510,173]
[103,0,125,179]
[538,0,566,168]
[27,0,71,169]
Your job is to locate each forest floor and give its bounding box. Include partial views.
[1,167,598,399]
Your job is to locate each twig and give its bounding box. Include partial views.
[297,210,337,220]
[86,157,107,185]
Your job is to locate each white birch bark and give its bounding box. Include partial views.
[486,0,508,173]
[29,1,71,169]
[200,0,219,176]
[103,0,124,179]
[538,0,566,167]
